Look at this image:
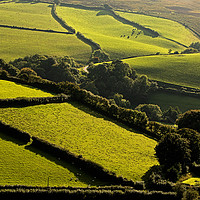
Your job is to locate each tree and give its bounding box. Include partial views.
[155,132,191,173]
[135,104,163,121]
[176,110,200,133]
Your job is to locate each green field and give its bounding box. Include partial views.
[0,2,65,31]
[0,102,158,181]
[0,131,92,187]
[183,178,200,186]
[149,92,200,112]
[0,27,91,62]
[118,11,200,47]
[0,80,54,99]
[123,53,200,88]
[56,6,189,59]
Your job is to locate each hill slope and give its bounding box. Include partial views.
[0,102,158,181]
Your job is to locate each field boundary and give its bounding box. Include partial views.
[0,120,145,188]
[0,24,72,35]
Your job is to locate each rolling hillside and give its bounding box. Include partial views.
[57,6,186,59]
[0,102,158,181]
[0,2,91,63]
[123,53,200,89]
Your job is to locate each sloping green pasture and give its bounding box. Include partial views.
[123,53,200,88]
[183,178,200,186]
[0,27,91,62]
[0,2,65,31]
[56,6,187,59]
[0,80,53,99]
[0,131,93,187]
[118,11,200,47]
[0,102,158,181]
[149,92,200,112]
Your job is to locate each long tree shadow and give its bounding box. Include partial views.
[0,130,109,186]
[24,143,109,186]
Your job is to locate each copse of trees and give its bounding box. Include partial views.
[84,60,157,107]
[10,54,83,83]
[155,127,200,182]
[176,110,200,133]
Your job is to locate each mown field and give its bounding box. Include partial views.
[0,131,97,187]
[149,92,200,112]
[0,27,91,63]
[0,80,54,99]
[56,6,188,59]
[123,53,200,89]
[0,102,158,181]
[0,2,65,31]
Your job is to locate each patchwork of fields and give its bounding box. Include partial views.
[0,2,91,63]
[56,6,192,59]
[0,80,53,98]
[123,53,200,89]
[0,102,158,181]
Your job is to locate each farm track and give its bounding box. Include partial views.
[0,24,72,35]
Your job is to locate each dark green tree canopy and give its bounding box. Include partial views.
[176,110,200,133]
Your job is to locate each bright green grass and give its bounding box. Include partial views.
[149,92,200,112]
[118,11,200,47]
[0,80,54,99]
[123,53,200,88]
[0,102,158,181]
[0,2,65,31]
[182,178,200,186]
[0,27,91,63]
[0,131,97,187]
[57,6,186,59]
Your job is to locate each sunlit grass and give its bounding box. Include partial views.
[0,80,54,99]
[57,6,186,59]
[0,28,91,63]
[0,131,92,187]
[0,102,158,181]
[123,53,200,88]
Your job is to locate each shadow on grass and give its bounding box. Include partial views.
[25,143,110,186]
[0,130,108,186]
[0,131,27,146]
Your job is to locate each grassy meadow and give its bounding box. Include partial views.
[0,102,158,181]
[149,92,200,112]
[183,178,200,186]
[56,6,187,59]
[0,80,54,99]
[123,53,200,88]
[118,11,200,47]
[0,2,65,31]
[0,27,91,63]
[0,131,99,187]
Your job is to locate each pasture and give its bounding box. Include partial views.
[183,178,200,186]
[149,92,200,112]
[123,53,200,89]
[56,6,187,59]
[0,131,92,187]
[0,27,91,63]
[118,11,200,47]
[0,102,158,181]
[0,2,65,31]
[0,80,53,99]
